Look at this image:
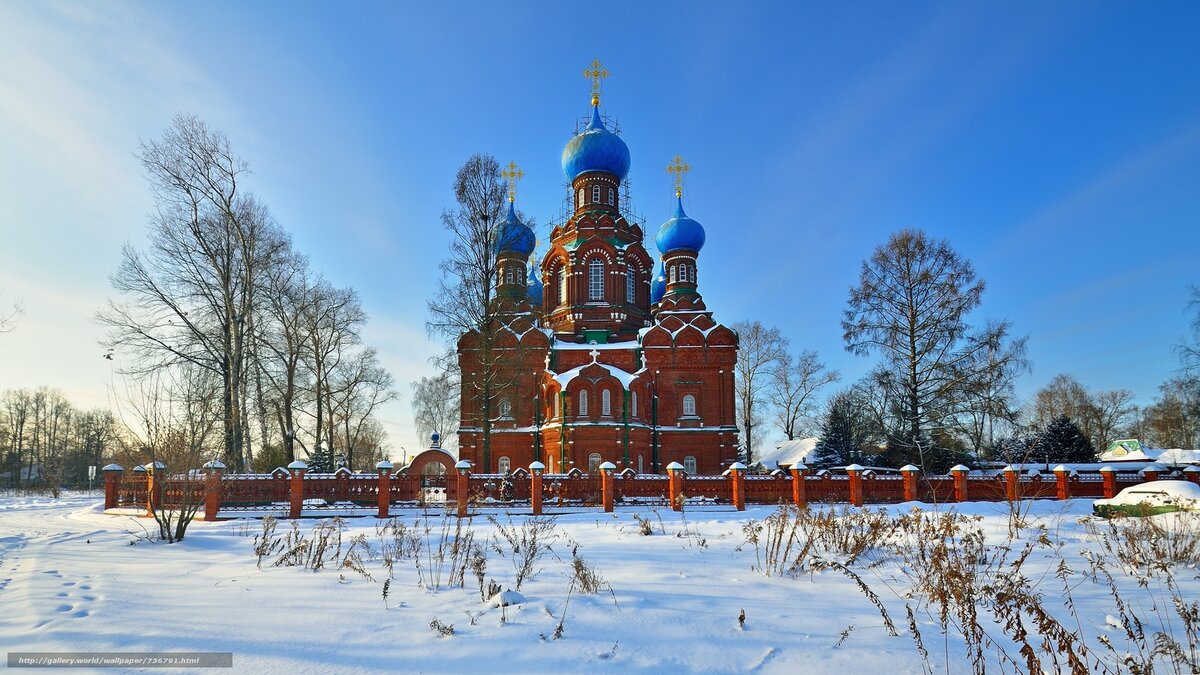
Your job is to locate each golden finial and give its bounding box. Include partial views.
[583,59,609,107]
[501,161,525,203]
[666,155,691,198]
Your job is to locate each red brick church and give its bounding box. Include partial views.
[456,67,739,475]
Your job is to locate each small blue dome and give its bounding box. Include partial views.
[494,201,535,257]
[526,263,544,306]
[650,260,666,304]
[561,106,631,182]
[654,197,706,255]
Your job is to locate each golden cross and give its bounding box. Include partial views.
[583,59,609,106]
[501,161,525,203]
[665,155,691,198]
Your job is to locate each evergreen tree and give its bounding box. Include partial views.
[816,393,869,467]
[1035,416,1095,464]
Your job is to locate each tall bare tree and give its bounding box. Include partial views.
[425,154,512,468]
[301,279,364,463]
[733,320,787,464]
[843,229,1025,471]
[768,350,840,441]
[411,372,460,448]
[328,346,396,469]
[1029,373,1135,452]
[98,114,285,471]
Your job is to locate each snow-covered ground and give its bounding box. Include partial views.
[1,493,1197,674]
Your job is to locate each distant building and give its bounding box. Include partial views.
[1099,439,1199,465]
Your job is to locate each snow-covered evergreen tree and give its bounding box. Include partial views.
[816,393,870,467]
[1035,416,1095,463]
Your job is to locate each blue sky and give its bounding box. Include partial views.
[1,2,1198,453]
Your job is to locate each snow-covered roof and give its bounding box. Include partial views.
[552,356,638,390]
[753,437,819,470]
[1098,445,1200,464]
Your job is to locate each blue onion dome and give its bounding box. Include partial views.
[526,263,544,305]
[561,105,631,182]
[650,260,667,304]
[654,197,706,255]
[494,201,535,257]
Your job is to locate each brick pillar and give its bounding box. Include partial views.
[202,459,225,522]
[1185,466,1200,485]
[900,464,919,502]
[376,461,393,518]
[790,464,807,508]
[950,465,969,503]
[666,461,684,512]
[1003,465,1018,503]
[1053,465,1070,500]
[102,464,123,510]
[600,462,616,513]
[1142,465,1161,482]
[1099,466,1116,499]
[288,460,307,519]
[846,464,864,507]
[530,461,545,515]
[455,461,471,518]
[729,462,747,511]
[146,461,166,514]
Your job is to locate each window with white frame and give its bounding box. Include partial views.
[589,453,602,472]
[607,188,614,206]
[498,456,511,473]
[559,269,568,305]
[577,189,584,208]
[578,390,588,416]
[601,389,611,416]
[498,398,511,418]
[683,455,697,474]
[682,394,697,417]
[505,267,513,284]
[592,185,600,203]
[588,259,604,300]
[626,266,635,302]
[631,390,638,418]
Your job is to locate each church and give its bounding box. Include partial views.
[456,64,739,475]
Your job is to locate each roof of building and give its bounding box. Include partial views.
[561,105,631,182]
[655,196,706,255]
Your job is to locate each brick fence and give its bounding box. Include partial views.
[103,460,1200,521]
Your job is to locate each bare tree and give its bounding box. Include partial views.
[328,346,396,470]
[954,319,1029,454]
[768,350,839,441]
[1029,374,1135,452]
[411,371,460,447]
[1177,285,1200,378]
[0,294,21,333]
[1141,377,1200,449]
[257,251,316,463]
[732,320,787,464]
[425,155,513,469]
[97,114,285,471]
[301,279,365,463]
[842,229,1025,471]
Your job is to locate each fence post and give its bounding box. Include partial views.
[950,465,970,503]
[455,460,471,518]
[790,464,807,508]
[1184,466,1200,485]
[846,464,865,507]
[202,459,225,522]
[600,462,616,512]
[102,464,123,510]
[666,461,684,512]
[899,464,919,502]
[287,460,307,519]
[1002,465,1018,503]
[1053,465,1070,500]
[530,461,545,515]
[146,461,166,514]
[1099,466,1116,499]
[1141,463,1162,483]
[729,462,747,511]
[376,461,392,518]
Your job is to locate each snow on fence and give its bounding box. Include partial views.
[102,462,1200,520]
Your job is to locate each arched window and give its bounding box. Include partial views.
[588,259,604,300]
[578,390,588,416]
[682,394,697,417]
[638,454,644,473]
[592,185,601,203]
[626,266,635,302]
[505,267,513,284]
[669,266,677,283]
[498,456,511,473]
[559,268,568,305]
[607,188,614,206]
[498,398,511,418]
[577,189,584,208]
[601,389,612,416]
[683,455,697,474]
[631,391,638,418]
[588,453,602,473]
[553,393,560,418]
